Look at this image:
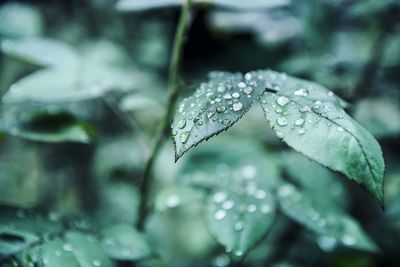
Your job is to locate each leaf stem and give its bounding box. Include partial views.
[137,0,192,230]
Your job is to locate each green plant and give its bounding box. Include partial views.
[1,0,398,267]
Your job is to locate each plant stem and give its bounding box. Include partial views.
[137,0,192,230]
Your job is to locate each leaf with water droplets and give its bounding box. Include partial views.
[176,140,280,258]
[277,183,378,252]
[100,224,152,261]
[116,0,289,12]
[259,70,385,206]
[172,71,266,160]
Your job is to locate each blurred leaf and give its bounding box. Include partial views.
[120,93,163,111]
[116,0,290,12]
[277,183,378,252]
[177,139,280,258]
[1,38,78,67]
[172,71,265,160]
[1,111,95,143]
[0,3,43,38]
[100,224,152,261]
[354,97,400,138]
[383,34,400,67]
[0,205,63,260]
[2,66,145,103]
[260,70,385,206]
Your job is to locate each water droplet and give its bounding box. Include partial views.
[177,119,186,129]
[63,243,73,252]
[243,87,253,95]
[166,194,180,208]
[247,204,257,213]
[337,127,344,132]
[216,106,226,113]
[207,111,216,118]
[276,117,288,126]
[244,73,252,81]
[234,250,243,257]
[255,190,267,199]
[328,91,334,97]
[276,131,284,139]
[217,85,226,93]
[341,235,356,245]
[232,92,240,99]
[294,88,309,96]
[215,209,226,220]
[297,128,306,135]
[312,101,322,110]
[278,184,294,197]
[238,82,246,89]
[213,192,227,203]
[318,236,337,251]
[241,165,257,179]
[276,96,289,107]
[92,259,102,267]
[222,200,234,210]
[234,221,244,231]
[299,106,311,113]
[233,102,243,111]
[179,131,190,143]
[260,204,272,214]
[222,119,231,125]
[214,255,230,267]
[295,118,305,126]
[223,93,232,100]
[55,250,62,256]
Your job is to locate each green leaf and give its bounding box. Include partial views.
[259,70,385,206]
[0,3,43,38]
[116,0,289,12]
[100,224,152,261]
[177,139,280,258]
[280,152,349,209]
[1,110,95,143]
[0,205,63,259]
[2,66,142,103]
[277,183,378,252]
[172,71,265,160]
[1,38,78,67]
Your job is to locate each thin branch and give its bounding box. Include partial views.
[137,0,192,230]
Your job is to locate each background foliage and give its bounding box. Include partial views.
[0,0,400,266]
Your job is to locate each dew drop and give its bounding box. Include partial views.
[234,221,244,231]
[295,118,305,126]
[312,101,322,110]
[278,184,294,197]
[276,117,288,126]
[213,192,227,203]
[177,119,186,129]
[222,119,231,125]
[233,102,243,111]
[179,131,190,143]
[337,127,344,132]
[276,96,289,107]
[341,235,356,246]
[247,204,257,213]
[234,250,243,257]
[166,194,180,208]
[299,106,311,113]
[244,73,252,81]
[62,243,73,252]
[222,200,234,210]
[243,87,253,95]
[223,93,232,100]
[297,128,306,135]
[207,111,216,118]
[92,259,102,267]
[232,92,240,99]
[276,131,284,139]
[260,204,272,214]
[294,88,309,96]
[215,209,226,220]
[216,106,226,113]
[238,82,246,89]
[217,85,226,93]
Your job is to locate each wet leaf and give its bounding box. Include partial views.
[172,71,265,160]
[259,70,385,206]
[277,183,378,252]
[100,224,152,261]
